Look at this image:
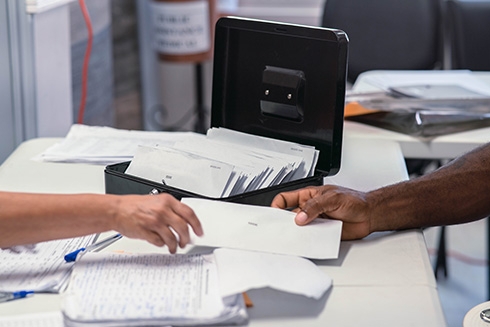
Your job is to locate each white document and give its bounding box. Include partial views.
[173,138,270,196]
[35,124,205,165]
[36,124,319,198]
[125,145,235,198]
[62,252,247,327]
[0,235,96,293]
[182,198,342,260]
[214,248,332,300]
[207,127,319,178]
[227,142,304,188]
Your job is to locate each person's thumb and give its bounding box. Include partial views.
[295,210,318,226]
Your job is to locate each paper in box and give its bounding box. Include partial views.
[104,16,348,206]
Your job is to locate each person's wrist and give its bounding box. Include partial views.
[364,191,380,235]
[106,194,122,231]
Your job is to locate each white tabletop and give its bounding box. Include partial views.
[0,137,446,326]
[346,71,490,159]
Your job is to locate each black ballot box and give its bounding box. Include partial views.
[104,17,349,206]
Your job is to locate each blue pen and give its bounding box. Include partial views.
[64,233,122,262]
[0,290,34,303]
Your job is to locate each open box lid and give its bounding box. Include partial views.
[211,17,348,176]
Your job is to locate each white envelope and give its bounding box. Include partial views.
[126,146,234,198]
[182,198,342,260]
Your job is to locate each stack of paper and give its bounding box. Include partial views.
[35,124,205,165]
[353,70,490,96]
[63,251,247,327]
[62,248,332,326]
[345,70,490,137]
[0,235,96,293]
[36,125,319,198]
[62,199,339,326]
[125,128,319,198]
[207,127,318,180]
[347,70,490,113]
[37,124,318,197]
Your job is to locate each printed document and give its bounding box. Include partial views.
[182,198,342,260]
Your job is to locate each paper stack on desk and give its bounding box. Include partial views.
[345,70,490,137]
[125,127,318,198]
[62,198,339,326]
[62,248,332,327]
[36,125,319,197]
[0,235,97,293]
[35,124,204,165]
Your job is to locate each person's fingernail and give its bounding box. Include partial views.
[295,211,308,224]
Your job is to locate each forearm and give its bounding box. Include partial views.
[0,192,117,247]
[368,144,490,233]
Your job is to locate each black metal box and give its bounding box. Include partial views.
[105,17,348,206]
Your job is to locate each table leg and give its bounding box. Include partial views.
[434,226,448,279]
[194,63,207,134]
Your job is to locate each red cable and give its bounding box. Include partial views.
[427,248,488,266]
[77,0,93,124]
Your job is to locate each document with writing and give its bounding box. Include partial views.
[182,198,342,260]
[62,252,248,327]
[0,235,96,293]
[61,249,332,326]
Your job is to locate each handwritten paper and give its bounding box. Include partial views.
[0,235,96,293]
[62,248,332,326]
[62,252,247,326]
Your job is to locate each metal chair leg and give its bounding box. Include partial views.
[434,226,448,279]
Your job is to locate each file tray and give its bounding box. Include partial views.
[105,17,348,206]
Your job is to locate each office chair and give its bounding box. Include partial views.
[447,0,490,300]
[447,0,490,71]
[322,0,448,278]
[321,0,444,84]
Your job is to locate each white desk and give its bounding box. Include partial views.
[346,72,490,159]
[0,136,446,326]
